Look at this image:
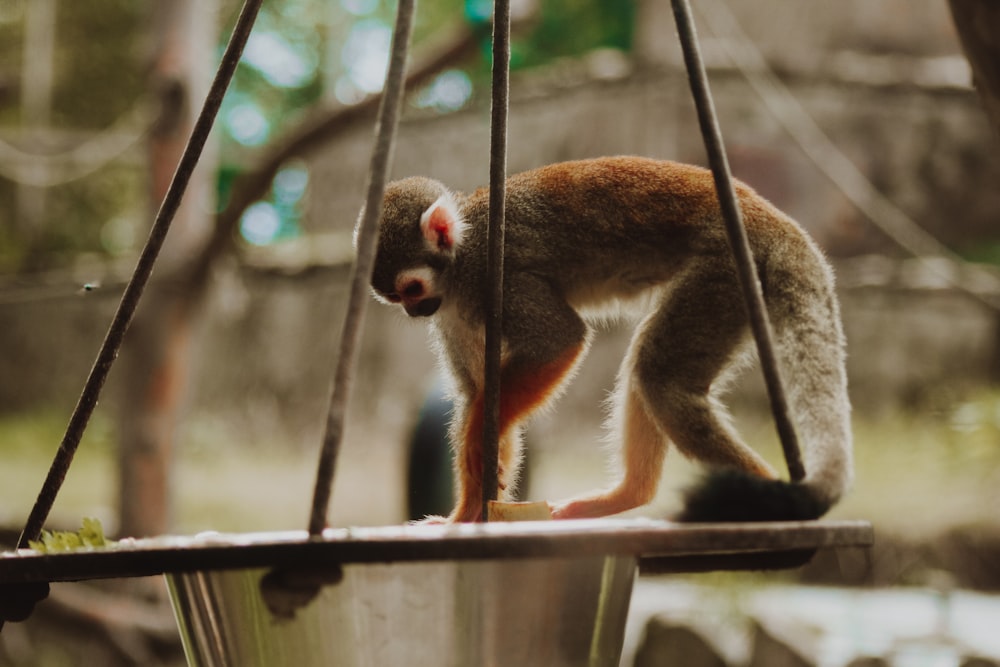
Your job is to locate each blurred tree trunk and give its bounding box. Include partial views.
[117,0,217,539]
[17,0,55,265]
[949,0,1000,138]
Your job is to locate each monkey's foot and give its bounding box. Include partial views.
[549,494,641,520]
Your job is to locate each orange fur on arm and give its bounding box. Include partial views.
[451,344,585,522]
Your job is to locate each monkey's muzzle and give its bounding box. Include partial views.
[405,297,442,317]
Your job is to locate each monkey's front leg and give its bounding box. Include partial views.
[448,345,586,523]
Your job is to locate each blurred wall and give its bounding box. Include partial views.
[1,0,999,452]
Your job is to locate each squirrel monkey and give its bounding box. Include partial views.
[367,156,852,523]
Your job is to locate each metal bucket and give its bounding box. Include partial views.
[166,555,636,667]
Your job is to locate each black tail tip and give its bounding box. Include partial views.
[675,469,828,523]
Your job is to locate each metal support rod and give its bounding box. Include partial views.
[307,0,417,535]
[670,0,805,482]
[482,0,511,522]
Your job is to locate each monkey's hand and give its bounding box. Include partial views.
[410,515,449,525]
[410,501,482,524]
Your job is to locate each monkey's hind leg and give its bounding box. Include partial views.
[635,266,777,481]
[549,365,668,519]
[552,265,777,520]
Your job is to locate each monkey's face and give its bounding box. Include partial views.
[369,177,465,318]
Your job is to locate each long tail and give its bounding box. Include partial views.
[678,233,853,522]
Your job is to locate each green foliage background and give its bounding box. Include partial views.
[0,0,634,274]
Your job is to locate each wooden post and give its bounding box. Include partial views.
[117,0,217,538]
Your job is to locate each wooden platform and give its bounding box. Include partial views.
[0,518,873,584]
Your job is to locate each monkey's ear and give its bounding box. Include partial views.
[420,194,465,252]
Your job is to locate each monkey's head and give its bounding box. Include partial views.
[366,177,467,318]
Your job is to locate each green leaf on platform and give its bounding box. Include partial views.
[28,517,112,553]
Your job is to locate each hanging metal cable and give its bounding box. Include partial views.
[670,0,805,483]
[481,0,511,522]
[307,0,417,536]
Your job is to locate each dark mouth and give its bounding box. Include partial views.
[406,297,442,317]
